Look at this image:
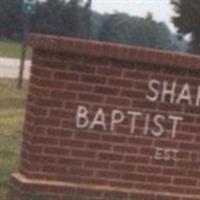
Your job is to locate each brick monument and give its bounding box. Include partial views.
[11,34,200,200]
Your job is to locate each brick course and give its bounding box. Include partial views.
[11,34,200,200]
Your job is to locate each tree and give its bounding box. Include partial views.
[84,0,92,38]
[171,0,200,53]
[31,0,66,35]
[0,0,22,40]
[31,0,92,38]
[99,13,169,49]
[0,0,187,52]
[99,13,133,44]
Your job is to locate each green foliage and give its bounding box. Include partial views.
[98,12,187,51]
[171,0,200,53]
[0,0,23,40]
[0,0,188,53]
[30,0,92,38]
[0,0,92,40]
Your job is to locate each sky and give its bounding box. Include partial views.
[91,0,177,33]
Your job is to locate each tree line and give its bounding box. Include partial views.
[171,0,200,53]
[0,0,189,52]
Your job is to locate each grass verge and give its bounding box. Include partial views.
[0,79,27,200]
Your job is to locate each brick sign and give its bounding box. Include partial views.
[11,34,200,200]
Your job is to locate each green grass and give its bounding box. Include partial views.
[0,40,32,59]
[0,79,27,200]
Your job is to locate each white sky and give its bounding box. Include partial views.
[91,0,177,33]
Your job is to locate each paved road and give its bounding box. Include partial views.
[0,57,31,79]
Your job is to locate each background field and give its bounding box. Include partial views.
[0,40,32,59]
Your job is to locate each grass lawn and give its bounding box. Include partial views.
[0,40,32,59]
[0,79,27,200]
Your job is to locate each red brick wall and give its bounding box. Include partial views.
[11,34,200,200]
